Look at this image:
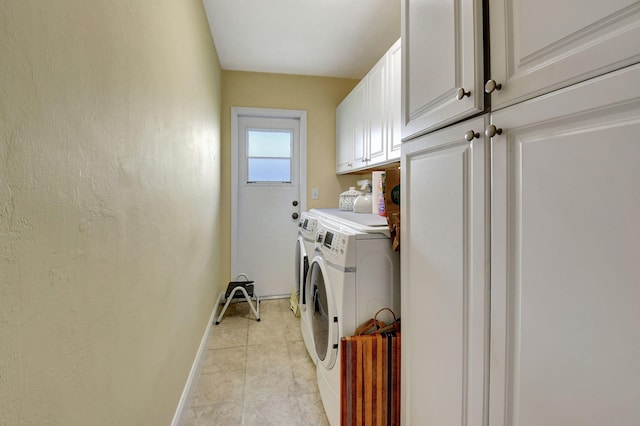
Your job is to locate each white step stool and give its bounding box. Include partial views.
[214,274,260,324]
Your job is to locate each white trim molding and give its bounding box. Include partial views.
[171,303,220,426]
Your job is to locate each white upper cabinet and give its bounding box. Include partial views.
[335,94,354,174]
[351,80,368,167]
[401,0,484,141]
[488,0,640,109]
[335,78,369,173]
[367,55,389,166]
[387,39,403,161]
[336,38,402,174]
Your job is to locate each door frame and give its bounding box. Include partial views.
[230,106,308,280]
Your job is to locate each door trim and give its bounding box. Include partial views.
[230,107,307,280]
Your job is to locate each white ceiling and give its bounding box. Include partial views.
[203,0,401,79]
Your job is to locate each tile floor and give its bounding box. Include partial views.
[180,298,330,426]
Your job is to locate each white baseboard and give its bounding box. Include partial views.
[171,296,221,426]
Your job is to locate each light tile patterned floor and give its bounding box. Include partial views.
[181,298,330,426]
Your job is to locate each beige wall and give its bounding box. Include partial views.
[0,1,222,425]
[220,71,363,284]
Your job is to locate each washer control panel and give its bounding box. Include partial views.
[323,231,347,254]
[315,220,355,268]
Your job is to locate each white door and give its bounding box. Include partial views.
[401,0,484,140]
[232,107,307,297]
[489,64,640,426]
[401,115,489,426]
[488,0,640,109]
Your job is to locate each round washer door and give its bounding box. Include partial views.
[308,258,339,369]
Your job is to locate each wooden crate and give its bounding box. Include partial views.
[340,332,401,425]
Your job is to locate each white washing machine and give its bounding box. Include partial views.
[296,211,320,365]
[307,218,400,426]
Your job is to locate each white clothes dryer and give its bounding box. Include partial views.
[308,218,400,426]
[310,207,390,237]
[295,211,320,365]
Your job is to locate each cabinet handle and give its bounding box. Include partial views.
[485,125,503,138]
[484,79,502,94]
[456,87,471,100]
[464,130,480,141]
[347,162,352,167]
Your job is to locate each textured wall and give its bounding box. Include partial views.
[0,0,222,424]
[219,70,361,283]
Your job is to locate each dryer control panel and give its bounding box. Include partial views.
[299,212,318,242]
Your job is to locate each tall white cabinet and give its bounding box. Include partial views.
[489,64,640,426]
[401,0,640,424]
[402,116,489,426]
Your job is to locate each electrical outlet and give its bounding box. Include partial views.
[312,188,319,200]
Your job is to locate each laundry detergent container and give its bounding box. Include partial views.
[352,193,372,213]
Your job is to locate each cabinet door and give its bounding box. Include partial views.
[490,64,640,426]
[351,80,368,168]
[401,0,484,140]
[367,55,388,165]
[387,38,402,161]
[401,116,488,426]
[489,0,640,109]
[336,94,354,174]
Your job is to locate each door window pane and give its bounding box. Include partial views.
[247,130,292,182]
[248,158,291,182]
[248,130,291,157]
